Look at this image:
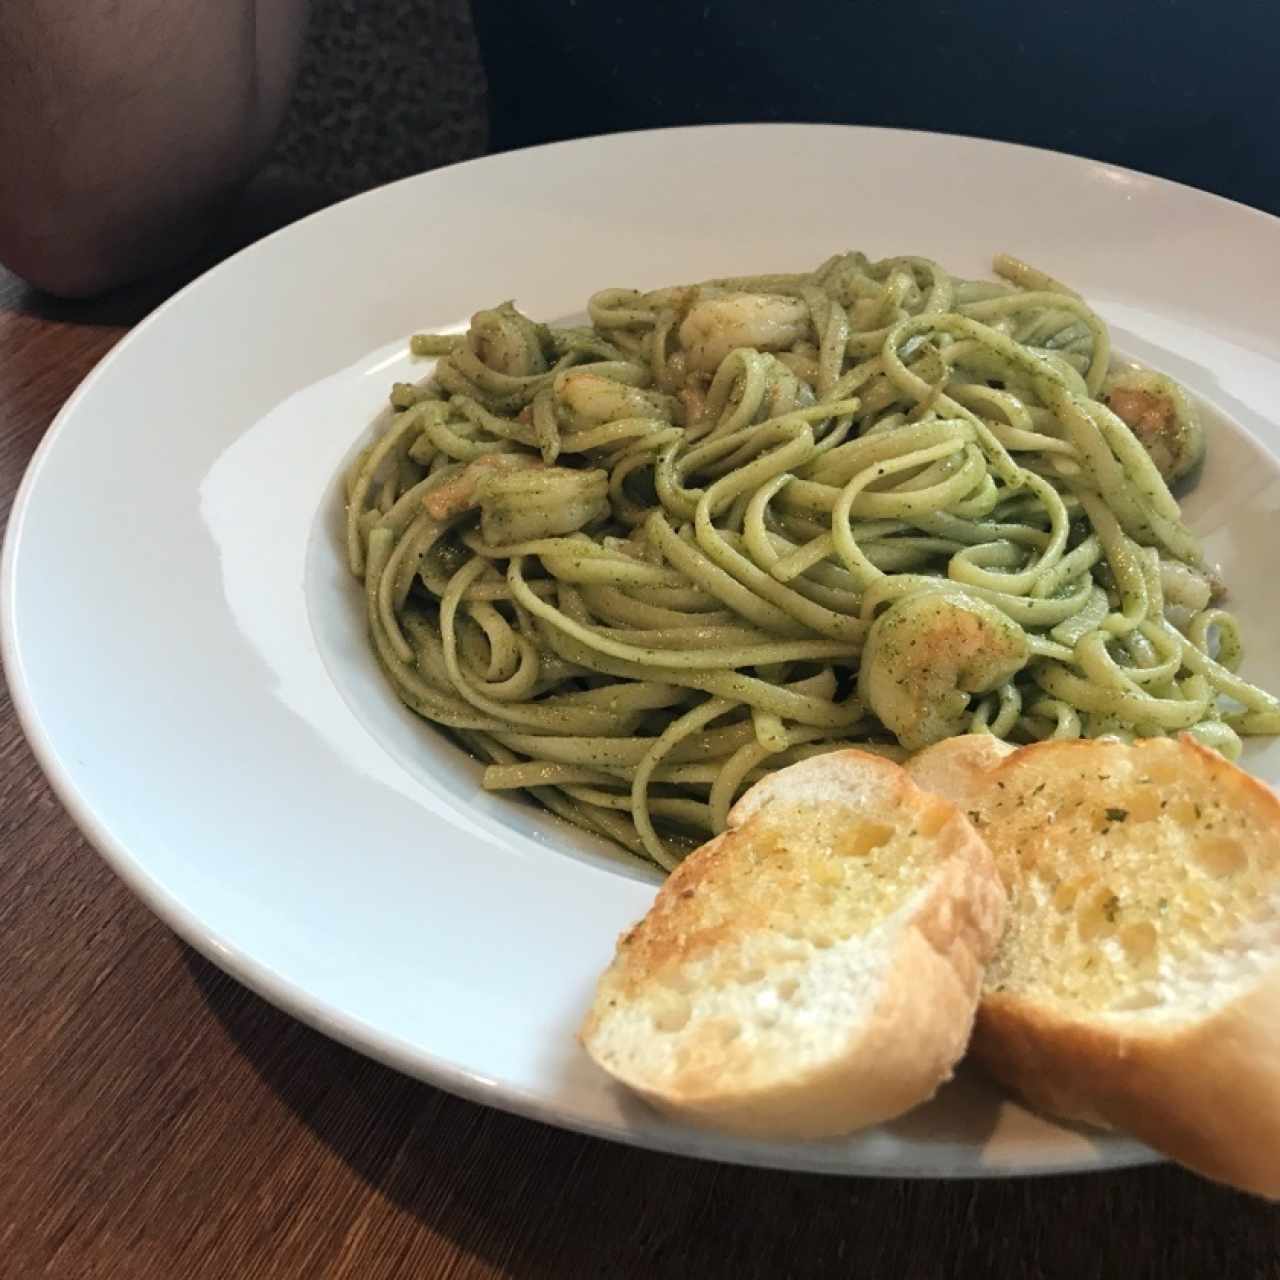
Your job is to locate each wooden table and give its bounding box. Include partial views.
[2,193,1277,1280]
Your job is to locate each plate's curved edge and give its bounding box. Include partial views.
[0,596,1163,1182]
[0,591,1168,1180]
[0,357,1162,1183]
[16,121,1260,1180]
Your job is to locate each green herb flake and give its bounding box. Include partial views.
[1105,807,1129,823]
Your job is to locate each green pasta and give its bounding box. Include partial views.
[344,251,1280,870]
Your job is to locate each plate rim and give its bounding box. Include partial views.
[18,119,1280,1178]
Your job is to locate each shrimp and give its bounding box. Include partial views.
[677,292,810,374]
[476,466,610,542]
[555,370,674,427]
[1159,555,1226,616]
[858,592,1030,751]
[1103,370,1205,485]
[423,453,541,520]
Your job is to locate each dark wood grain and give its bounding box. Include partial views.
[1,216,1278,1280]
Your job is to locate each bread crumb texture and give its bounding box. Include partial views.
[975,737,1280,1015]
[581,749,1005,1135]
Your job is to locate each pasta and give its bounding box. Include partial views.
[344,251,1280,870]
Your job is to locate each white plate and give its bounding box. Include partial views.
[6,125,1280,1179]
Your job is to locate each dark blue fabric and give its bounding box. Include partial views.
[471,0,1280,215]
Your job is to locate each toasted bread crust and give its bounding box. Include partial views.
[905,735,1016,809]
[974,975,1280,1198]
[943,735,1280,1200]
[580,749,1007,1140]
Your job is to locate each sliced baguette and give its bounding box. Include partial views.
[912,734,1280,1199]
[579,749,1007,1140]
[906,734,1015,808]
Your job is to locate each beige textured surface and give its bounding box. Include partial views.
[935,736,1280,1199]
[582,750,1006,1139]
[906,735,1016,810]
